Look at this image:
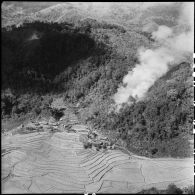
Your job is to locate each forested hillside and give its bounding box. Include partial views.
[1,2,193,158]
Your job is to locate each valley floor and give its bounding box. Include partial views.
[1,98,193,194]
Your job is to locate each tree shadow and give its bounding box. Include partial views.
[1,21,107,95]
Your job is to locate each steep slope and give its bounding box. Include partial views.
[1,19,150,118]
[1,2,193,159]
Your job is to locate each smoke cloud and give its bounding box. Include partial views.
[113,2,194,109]
[114,47,174,105]
[152,25,173,40]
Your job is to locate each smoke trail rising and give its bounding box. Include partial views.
[113,2,194,109]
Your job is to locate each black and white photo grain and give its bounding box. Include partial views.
[1,2,194,194]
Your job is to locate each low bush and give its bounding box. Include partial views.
[83,142,89,149]
[83,141,92,149]
[137,184,194,194]
[88,142,92,148]
[137,187,160,194]
[51,108,64,121]
[166,184,183,194]
[183,185,194,194]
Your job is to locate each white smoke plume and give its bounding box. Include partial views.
[114,47,174,105]
[113,2,194,109]
[152,25,173,40]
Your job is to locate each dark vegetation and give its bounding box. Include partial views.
[2,22,106,92]
[51,108,64,121]
[1,89,53,120]
[89,62,193,157]
[1,21,109,121]
[137,184,194,194]
[1,19,193,158]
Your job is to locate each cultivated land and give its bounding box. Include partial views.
[2,98,193,194]
[1,2,194,193]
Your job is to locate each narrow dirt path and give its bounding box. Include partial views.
[1,98,193,193]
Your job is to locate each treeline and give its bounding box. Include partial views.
[78,18,126,33]
[83,62,193,157]
[137,184,194,194]
[1,89,53,120]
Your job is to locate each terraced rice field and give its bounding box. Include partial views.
[2,99,193,193]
